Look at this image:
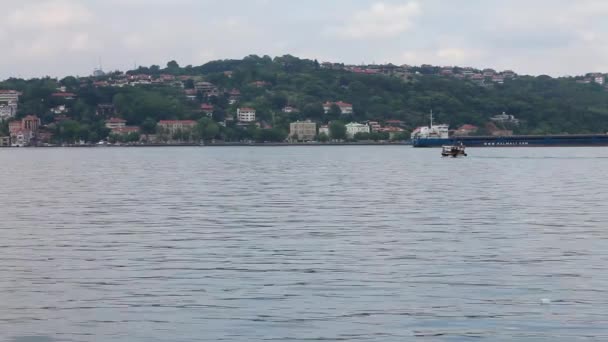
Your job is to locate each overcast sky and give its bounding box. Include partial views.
[2,0,608,79]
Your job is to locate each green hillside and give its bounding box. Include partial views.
[2,54,608,142]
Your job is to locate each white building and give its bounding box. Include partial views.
[318,125,330,136]
[595,76,605,85]
[282,106,297,113]
[345,122,370,138]
[237,107,256,122]
[0,90,20,120]
[490,112,519,125]
[51,105,68,114]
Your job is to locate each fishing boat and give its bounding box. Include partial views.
[441,143,467,157]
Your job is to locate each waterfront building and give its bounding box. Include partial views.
[8,115,40,146]
[237,108,256,122]
[289,120,317,141]
[0,90,20,120]
[0,136,9,147]
[345,122,370,138]
[368,121,381,132]
[111,126,140,135]
[377,126,405,139]
[158,120,197,136]
[22,115,40,132]
[318,125,330,137]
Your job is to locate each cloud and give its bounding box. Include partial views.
[6,0,92,30]
[3,0,608,79]
[327,2,421,39]
[400,46,486,67]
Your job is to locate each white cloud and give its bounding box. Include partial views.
[6,0,92,30]
[399,46,486,68]
[69,32,92,51]
[327,2,421,39]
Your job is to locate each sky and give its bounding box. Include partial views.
[2,0,608,79]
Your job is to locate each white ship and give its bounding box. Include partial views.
[411,111,449,140]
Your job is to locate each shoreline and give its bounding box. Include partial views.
[0,142,412,148]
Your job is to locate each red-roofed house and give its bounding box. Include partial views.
[385,120,404,126]
[378,126,404,139]
[250,81,269,88]
[111,126,140,135]
[184,89,197,100]
[228,89,241,104]
[105,117,126,130]
[201,103,214,116]
[454,124,479,136]
[51,92,77,100]
[323,101,353,115]
[8,120,22,135]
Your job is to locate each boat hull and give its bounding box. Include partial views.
[413,135,608,147]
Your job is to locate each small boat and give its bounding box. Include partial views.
[441,143,467,157]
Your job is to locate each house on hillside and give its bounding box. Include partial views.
[490,112,519,125]
[237,108,256,122]
[201,103,214,116]
[105,117,126,130]
[454,124,479,136]
[51,92,77,100]
[323,101,353,115]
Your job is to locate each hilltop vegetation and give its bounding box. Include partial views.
[2,54,608,142]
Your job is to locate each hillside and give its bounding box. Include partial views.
[2,54,608,143]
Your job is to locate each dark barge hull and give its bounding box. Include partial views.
[413,134,608,147]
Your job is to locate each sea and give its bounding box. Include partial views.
[1,146,608,342]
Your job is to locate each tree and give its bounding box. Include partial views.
[327,104,342,121]
[329,121,346,140]
[127,131,141,142]
[354,132,370,141]
[166,60,180,69]
[301,103,324,120]
[141,117,157,135]
[270,93,288,109]
[391,131,410,141]
[184,79,195,89]
[256,128,288,142]
[317,132,329,142]
[196,117,219,142]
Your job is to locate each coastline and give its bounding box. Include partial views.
[0,141,412,148]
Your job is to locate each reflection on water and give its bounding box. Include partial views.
[1,146,608,341]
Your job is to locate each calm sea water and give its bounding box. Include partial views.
[1,146,608,342]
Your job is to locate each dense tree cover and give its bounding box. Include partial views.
[329,121,347,140]
[2,55,608,144]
